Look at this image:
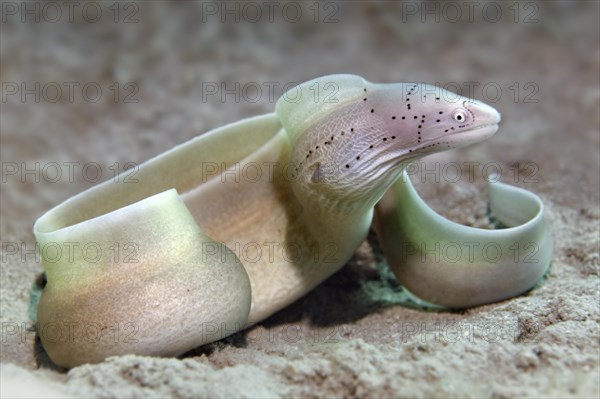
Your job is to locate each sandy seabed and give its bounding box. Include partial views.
[1,1,599,398]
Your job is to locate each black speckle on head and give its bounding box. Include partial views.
[401,116,405,120]
[346,164,350,168]
[370,109,374,113]
[392,116,396,120]
[439,111,443,114]
[414,116,418,119]
[369,145,374,149]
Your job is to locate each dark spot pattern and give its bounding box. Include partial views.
[417,114,427,143]
[349,85,430,168]
[299,85,465,172]
[405,84,417,111]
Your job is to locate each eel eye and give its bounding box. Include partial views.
[452,109,468,123]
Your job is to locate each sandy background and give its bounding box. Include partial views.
[1,1,599,397]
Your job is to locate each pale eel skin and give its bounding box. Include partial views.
[33,74,552,368]
[375,172,553,308]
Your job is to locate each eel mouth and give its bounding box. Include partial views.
[446,122,499,146]
[407,122,500,157]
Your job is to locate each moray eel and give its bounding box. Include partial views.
[33,75,552,367]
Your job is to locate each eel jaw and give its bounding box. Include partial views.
[445,122,499,147]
